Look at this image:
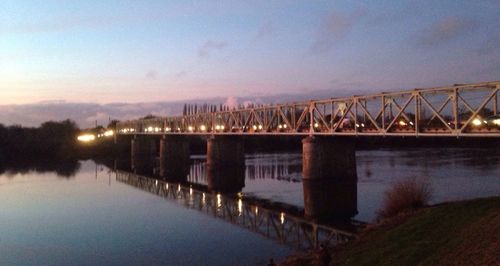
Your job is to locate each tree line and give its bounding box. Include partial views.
[0,120,80,162]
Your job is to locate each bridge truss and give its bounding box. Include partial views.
[117,81,499,137]
[116,171,355,250]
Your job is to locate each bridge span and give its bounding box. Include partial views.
[117,81,499,137]
[114,81,499,220]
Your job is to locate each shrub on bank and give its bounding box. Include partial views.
[378,177,432,219]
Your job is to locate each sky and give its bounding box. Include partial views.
[1,0,499,127]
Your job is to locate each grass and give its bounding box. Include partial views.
[332,196,500,266]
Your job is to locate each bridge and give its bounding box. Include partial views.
[113,81,499,221]
[117,81,499,137]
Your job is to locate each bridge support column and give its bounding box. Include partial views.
[131,135,156,174]
[207,136,245,193]
[302,136,357,220]
[160,136,190,182]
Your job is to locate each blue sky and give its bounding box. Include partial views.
[0,1,499,125]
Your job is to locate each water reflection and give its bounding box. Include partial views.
[187,154,302,185]
[0,159,80,178]
[115,170,355,250]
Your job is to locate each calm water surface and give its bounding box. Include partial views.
[0,148,499,265]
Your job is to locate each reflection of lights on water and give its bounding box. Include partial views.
[189,187,193,196]
[217,194,222,208]
[237,199,243,216]
[155,180,158,186]
[177,184,181,192]
[165,183,169,190]
[202,193,206,204]
[280,212,285,224]
[255,206,259,215]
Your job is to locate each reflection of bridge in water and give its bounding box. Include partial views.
[115,170,355,250]
[187,154,302,185]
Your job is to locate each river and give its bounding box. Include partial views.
[0,148,498,265]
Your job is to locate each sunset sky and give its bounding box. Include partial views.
[1,1,499,126]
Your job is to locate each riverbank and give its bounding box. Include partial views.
[280,196,500,265]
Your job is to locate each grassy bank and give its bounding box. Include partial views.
[281,196,500,266]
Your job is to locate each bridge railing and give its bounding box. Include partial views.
[115,170,356,250]
[117,81,499,137]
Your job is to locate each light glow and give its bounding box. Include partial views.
[472,118,482,126]
[77,134,95,142]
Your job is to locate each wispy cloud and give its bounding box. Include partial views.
[198,40,228,58]
[255,22,274,39]
[416,17,479,47]
[311,8,367,53]
[145,70,157,80]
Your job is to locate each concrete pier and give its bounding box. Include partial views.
[160,136,190,182]
[302,136,358,219]
[131,135,157,174]
[206,136,245,193]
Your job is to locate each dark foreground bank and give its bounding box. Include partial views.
[280,196,500,266]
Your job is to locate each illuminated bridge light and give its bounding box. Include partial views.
[200,125,206,131]
[103,130,114,137]
[398,120,407,126]
[314,122,319,128]
[472,118,482,126]
[252,125,257,130]
[148,126,154,132]
[77,134,96,142]
[188,126,194,132]
[278,124,282,129]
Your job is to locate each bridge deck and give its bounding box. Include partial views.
[117,81,499,137]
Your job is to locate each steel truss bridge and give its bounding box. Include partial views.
[117,81,499,137]
[116,170,356,250]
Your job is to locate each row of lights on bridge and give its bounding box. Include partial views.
[120,123,292,133]
[118,119,436,134]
